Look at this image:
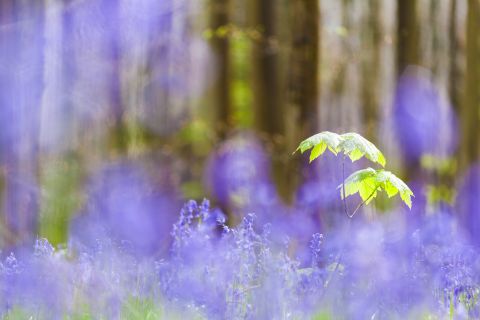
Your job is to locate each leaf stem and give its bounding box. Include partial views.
[341,155,379,218]
[349,185,380,218]
[342,155,350,218]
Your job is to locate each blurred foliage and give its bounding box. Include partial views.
[178,119,215,154]
[426,185,456,207]
[2,307,35,320]
[421,155,457,176]
[121,298,163,320]
[311,311,333,320]
[421,154,458,208]
[39,155,83,245]
[230,29,254,128]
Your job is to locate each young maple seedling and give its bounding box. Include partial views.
[295,131,414,218]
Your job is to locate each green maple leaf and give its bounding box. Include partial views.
[295,131,385,166]
[340,168,378,204]
[374,170,414,208]
[294,131,342,162]
[340,168,414,209]
[338,132,386,167]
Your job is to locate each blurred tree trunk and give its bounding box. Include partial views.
[142,0,174,143]
[62,0,77,150]
[460,0,480,168]
[105,0,127,154]
[0,1,44,245]
[428,0,441,76]
[0,0,16,245]
[37,0,83,245]
[284,0,320,202]
[397,0,420,75]
[252,0,288,199]
[228,0,253,128]
[397,0,421,181]
[252,1,281,138]
[448,0,462,112]
[210,0,231,139]
[361,0,381,143]
[328,0,350,130]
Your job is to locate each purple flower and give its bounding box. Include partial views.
[70,161,180,257]
[205,133,275,210]
[393,67,458,162]
[457,165,480,247]
[310,233,324,266]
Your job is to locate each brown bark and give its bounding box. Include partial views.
[252,0,281,138]
[0,1,44,244]
[460,0,480,168]
[448,0,462,112]
[397,0,420,75]
[396,0,422,181]
[251,0,288,201]
[105,1,127,154]
[361,0,381,144]
[284,0,320,202]
[210,0,231,139]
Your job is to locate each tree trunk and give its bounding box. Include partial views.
[397,0,420,75]
[252,0,288,200]
[62,0,77,150]
[460,0,480,168]
[104,0,127,154]
[252,0,281,138]
[361,0,381,144]
[448,0,462,112]
[0,1,44,245]
[284,0,320,202]
[396,0,421,181]
[210,0,231,139]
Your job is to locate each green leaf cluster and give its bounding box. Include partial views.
[341,168,414,208]
[338,132,386,166]
[295,131,385,166]
[295,131,413,209]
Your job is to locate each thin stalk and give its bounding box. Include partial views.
[341,154,379,218]
[348,185,380,218]
[325,154,380,295]
[324,184,379,294]
[342,155,349,218]
[323,159,380,300]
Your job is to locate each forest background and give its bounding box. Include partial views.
[0,0,479,246]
